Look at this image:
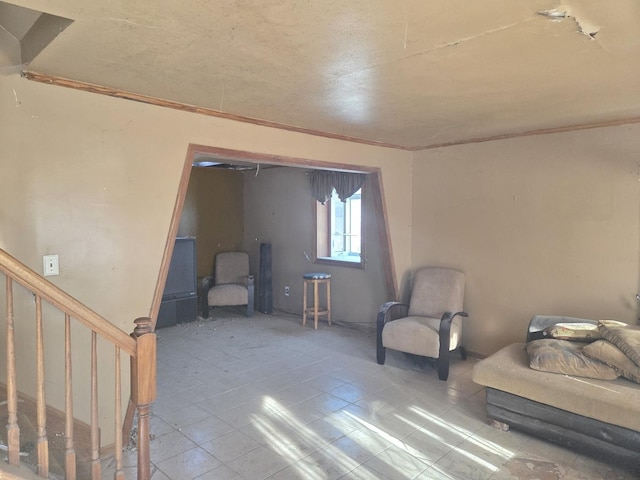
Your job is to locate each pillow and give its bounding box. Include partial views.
[542,323,600,342]
[583,340,640,384]
[598,322,640,368]
[598,319,628,327]
[526,339,619,380]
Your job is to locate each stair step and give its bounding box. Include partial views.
[0,460,43,480]
[1,384,96,479]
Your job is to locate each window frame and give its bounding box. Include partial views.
[313,186,365,269]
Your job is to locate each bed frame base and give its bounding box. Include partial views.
[486,388,640,472]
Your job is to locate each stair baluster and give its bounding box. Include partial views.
[35,296,49,477]
[5,277,20,467]
[1,248,155,479]
[91,332,100,479]
[64,313,76,479]
[114,346,124,480]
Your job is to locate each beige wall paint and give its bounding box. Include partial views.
[243,167,387,327]
[0,73,412,444]
[178,167,244,278]
[3,65,639,446]
[412,126,640,356]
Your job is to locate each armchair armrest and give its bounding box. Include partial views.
[437,311,468,380]
[202,276,215,292]
[377,302,409,325]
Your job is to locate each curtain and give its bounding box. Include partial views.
[309,170,366,203]
[332,172,366,201]
[309,170,333,204]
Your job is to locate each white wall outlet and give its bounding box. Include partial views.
[284,285,290,296]
[43,255,59,276]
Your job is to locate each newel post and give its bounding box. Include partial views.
[131,317,156,480]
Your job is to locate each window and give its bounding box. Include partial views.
[315,187,364,267]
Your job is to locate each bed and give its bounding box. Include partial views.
[472,316,640,471]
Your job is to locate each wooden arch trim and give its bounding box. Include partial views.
[149,145,398,328]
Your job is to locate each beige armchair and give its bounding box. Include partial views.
[205,252,254,317]
[376,267,468,381]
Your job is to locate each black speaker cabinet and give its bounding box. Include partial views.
[157,295,197,329]
[157,237,197,328]
[258,243,273,314]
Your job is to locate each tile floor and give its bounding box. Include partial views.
[103,310,639,480]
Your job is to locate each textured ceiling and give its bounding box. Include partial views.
[2,0,640,149]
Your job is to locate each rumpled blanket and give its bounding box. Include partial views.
[527,320,640,384]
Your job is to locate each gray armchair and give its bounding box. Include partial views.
[205,252,254,317]
[376,267,468,381]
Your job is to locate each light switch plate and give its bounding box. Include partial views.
[43,255,59,276]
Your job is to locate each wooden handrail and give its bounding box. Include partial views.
[1,247,155,479]
[0,248,136,356]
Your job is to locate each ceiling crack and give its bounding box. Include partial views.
[106,18,161,30]
[333,18,535,79]
[416,18,537,54]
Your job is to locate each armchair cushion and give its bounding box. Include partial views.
[214,252,250,285]
[208,284,248,307]
[206,252,254,317]
[382,316,462,359]
[408,268,465,318]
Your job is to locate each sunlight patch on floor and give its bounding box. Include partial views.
[253,396,362,478]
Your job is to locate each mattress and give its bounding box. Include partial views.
[472,343,640,432]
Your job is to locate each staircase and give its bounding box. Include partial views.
[0,384,94,479]
[0,248,156,479]
[0,461,42,480]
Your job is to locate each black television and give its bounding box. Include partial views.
[163,237,197,299]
